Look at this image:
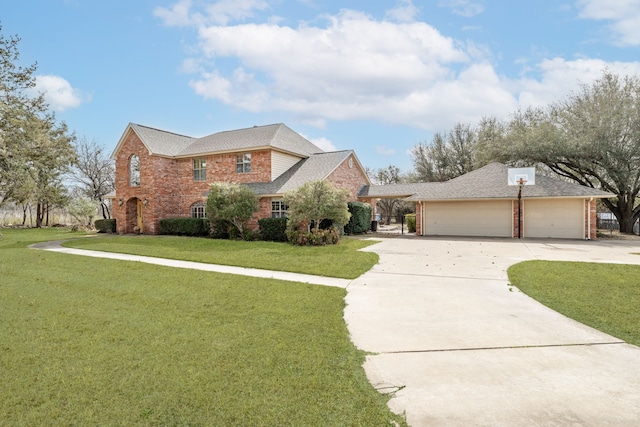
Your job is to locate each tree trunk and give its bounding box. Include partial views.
[36,203,43,228]
[619,215,636,234]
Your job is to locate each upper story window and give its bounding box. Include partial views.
[129,154,140,187]
[271,199,288,218]
[191,202,206,219]
[193,158,206,181]
[236,153,251,173]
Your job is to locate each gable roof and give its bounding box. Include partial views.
[245,150,364,196]
[359,163,614,200]
[111,123,323,160]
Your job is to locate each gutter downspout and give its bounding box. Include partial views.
[587,197,593,240]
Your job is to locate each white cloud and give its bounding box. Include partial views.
[31,75,85,112]
[308,136,337,152]
[438,0,485,18]
[577,0,640,46]
[375,145,396,156]
[385,0,420,23]
[160,1,640,133]
[155,0,269,27]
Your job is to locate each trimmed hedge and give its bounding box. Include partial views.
[209,219,232,239]
[287,228,340,246]
[95,218,116,233]
[406,214,416,233]
[159,218,210,237]
[258,217,288,242]
[344,202,372,235]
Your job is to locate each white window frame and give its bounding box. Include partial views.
[271,199,288,218]
[193,158,206,181]
[236,153,251,173]
[191,202,206,219]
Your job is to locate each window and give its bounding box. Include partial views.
[129,154,140,187]
[191,202,206,219]
[236,153,251,173]
[193,158,206,181]
[271,199,288,218]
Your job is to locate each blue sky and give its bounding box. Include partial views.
[4,0,640,172]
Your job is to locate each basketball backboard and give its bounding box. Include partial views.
[508,167,535,186]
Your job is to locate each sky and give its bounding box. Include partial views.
[4,0,640,172]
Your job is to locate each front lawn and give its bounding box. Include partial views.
[508,260,640,346]
[0,228,405,426]
[63,235,380,279]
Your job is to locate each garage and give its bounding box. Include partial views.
[423,200,512,237]
[523,198,584,239]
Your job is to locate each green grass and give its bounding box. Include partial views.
[63,235,380,279]
[0,228,405,426]
[508,260,640,346]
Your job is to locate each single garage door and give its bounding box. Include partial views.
[524,198,584,239]
[423,200,512,237]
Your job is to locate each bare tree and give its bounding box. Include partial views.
[69,137,115,219]
[370,165,403,224]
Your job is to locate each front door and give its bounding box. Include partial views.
[136,198,144,233]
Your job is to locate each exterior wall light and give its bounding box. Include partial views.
[118,198,123,206]
[143,198,149,206]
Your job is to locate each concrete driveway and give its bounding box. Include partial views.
[344,237,640,426]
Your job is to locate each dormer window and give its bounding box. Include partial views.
[193,158,206,181]
[236,153,251,173]
[129,154,140,187]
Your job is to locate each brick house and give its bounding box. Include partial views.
[110,123,371,234]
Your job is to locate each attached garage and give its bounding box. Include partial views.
[524,198,584,239]
[423,200,512,237]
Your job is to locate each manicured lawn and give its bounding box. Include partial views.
[63,235,380,279]
[0,228,405,426]
[508,260,640,346]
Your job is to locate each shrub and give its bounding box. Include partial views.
[210,219,232,239]
[406,214,416,233]
[206,183,258,239]
[258,218,288,242]
[160,218,210,237]
[94,218,116,233]
[344,202,371,235]
[287,228,341,246]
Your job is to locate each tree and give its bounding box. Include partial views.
[0,25,76,221]
[410,123,478,182]
[479,71,640,234]
[370,165,403,224]
[206,183,258,239]
[69,137,115,219]
[68,196,99,228]
[284,180,350,233]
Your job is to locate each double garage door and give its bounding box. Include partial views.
[422,199,584,239]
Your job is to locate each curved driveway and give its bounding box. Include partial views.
[344,237,640,426]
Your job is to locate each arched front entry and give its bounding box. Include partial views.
[125,197,144,233]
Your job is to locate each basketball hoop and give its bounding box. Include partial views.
[508,167,536,239]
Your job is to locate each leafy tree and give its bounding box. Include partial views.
[68,196,99,228]
[69,137,115,219]
[0,25,76,222]
[478,71,640,233]
[411,122,478,182]
[206,183,258,239]
[284,180,350,233]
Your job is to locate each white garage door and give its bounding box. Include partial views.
[524,199,584,239]
[423,200,512,237]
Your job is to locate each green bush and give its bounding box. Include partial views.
[94,218,116,233]
[210,219,232,239]
[344,202,371,235]
[287,228,341,246]
[406,214,416,233]
[258,217,288,242]
[159,218,210,237]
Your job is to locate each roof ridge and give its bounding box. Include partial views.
[131,123,194,139]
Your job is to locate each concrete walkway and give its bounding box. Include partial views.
[345,237,640,426]
[30,240,351,288]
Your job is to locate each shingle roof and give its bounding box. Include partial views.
[116,123,323,159]
[360,163,614,200]
[246,151,355,195]
[129,123,195,157]
[181,123,323,157]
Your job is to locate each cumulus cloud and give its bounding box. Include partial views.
[31,75,85,112]
[158,1,640,132]
[155,0,269,26]
[308,136,337,152]
[577,0,640,46]
[385,0,420,23]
